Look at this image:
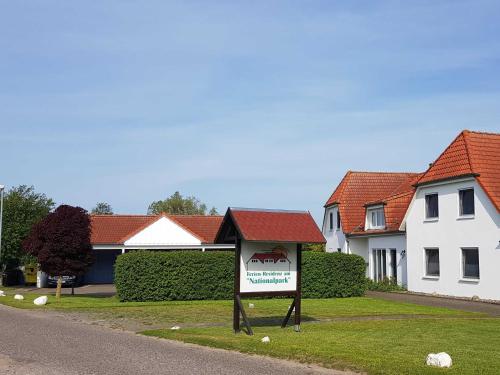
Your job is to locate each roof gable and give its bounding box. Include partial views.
[90,214,224,245]
[417,130,500,211]
[216,208,325,244]
[90,215,158,245]
[124,216,202,246]
[417,131,475,185]
[326,172,420,234]
[169,215,223,244]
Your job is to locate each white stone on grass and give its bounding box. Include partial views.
[426,352,452,368]
[33,296,48,306]
[0,290,5,297]
[14,294,24,301]
[170,326,181,330]
[261,336,270,343]
[248,303,255,309]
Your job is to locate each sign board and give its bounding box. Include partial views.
[214,207,325,336]
[240,242,297,293]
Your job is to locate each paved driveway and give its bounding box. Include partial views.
[367,291,500,316]
[0,305,353,375]
[12,284,117,297]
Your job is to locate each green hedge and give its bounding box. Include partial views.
[115,251,234,302]
[114,250,367,301]
[302,252,367,298]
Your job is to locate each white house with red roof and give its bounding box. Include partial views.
[323,130,500,300]
[402,130,500,301]
[323,171,419,286]
[86,214,233,284]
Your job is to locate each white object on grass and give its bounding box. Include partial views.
[0,290,5,296]
[170,326,181,330]
[248,303,255,309]
[261,336,270,343]
[426,352,452,368]
[33,296,48,306]
[14,294,24,301]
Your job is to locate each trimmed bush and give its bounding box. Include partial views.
[366,277,406,292]
[114,250,367,301]
[115,251,234,301]
[302,252,367,298]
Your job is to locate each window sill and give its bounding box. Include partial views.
[423,218,439,223]
[459,278,480,284]
[422,276,440,280]
[457,215,475,221]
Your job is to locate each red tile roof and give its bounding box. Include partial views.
[169,215,224,243]
[416,130,500,211]
[221,208,325,243]
[325,171,421,234]
[90,215,158,245]
[90,214,224,245]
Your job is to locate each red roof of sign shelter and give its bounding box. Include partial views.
[216,208,326,244]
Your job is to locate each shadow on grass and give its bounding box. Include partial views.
[247,315,318,327]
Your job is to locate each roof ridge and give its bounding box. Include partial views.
[461,130,476,174]
[416,131,466,185]
[166,215,205,242]
[465,129,500,136]
[347,171,419,175]
[170,214,224,218]
[229,207,309,214]
[117,215,163,243]
[91,214,156,217]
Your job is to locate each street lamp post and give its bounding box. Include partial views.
[0,184,4,285]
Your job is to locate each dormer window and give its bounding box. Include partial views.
[367,207,385,229]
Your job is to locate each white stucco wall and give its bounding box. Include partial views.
[405,178,500,300]
[124,216,202,246]
[347,237,369,277]
[322,206,347,253]
[367,235,407,287]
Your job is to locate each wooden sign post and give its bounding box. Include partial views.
[215,208,325,336]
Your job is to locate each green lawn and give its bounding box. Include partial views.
[144,318,500,375]
[0,290,476,325]
[1,289,496,374]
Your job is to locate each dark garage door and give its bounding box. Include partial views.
[84,250,122,284]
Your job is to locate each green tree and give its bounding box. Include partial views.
[209,207,219,216]
[91,202,113,215]
[148,191,217,215]
[1,185,55,270]
[303,243,326,252]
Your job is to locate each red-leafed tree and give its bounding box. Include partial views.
[23,205,94,298]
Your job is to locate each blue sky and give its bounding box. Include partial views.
[1,1,499,224]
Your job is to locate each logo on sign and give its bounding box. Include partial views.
[244,246,292,285]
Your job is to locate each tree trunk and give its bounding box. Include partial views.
[56,276,62,299]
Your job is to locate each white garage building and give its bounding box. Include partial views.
[87,214,233,284]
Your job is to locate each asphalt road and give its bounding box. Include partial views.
[0,305,351,375]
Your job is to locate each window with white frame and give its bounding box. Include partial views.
[462,248,479,279]
[424,248,440,277]
[425,193,439,219]
[459,188,475,216]
[336,210,341,230]
[367,208,385,229]
[329,211,333,231]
